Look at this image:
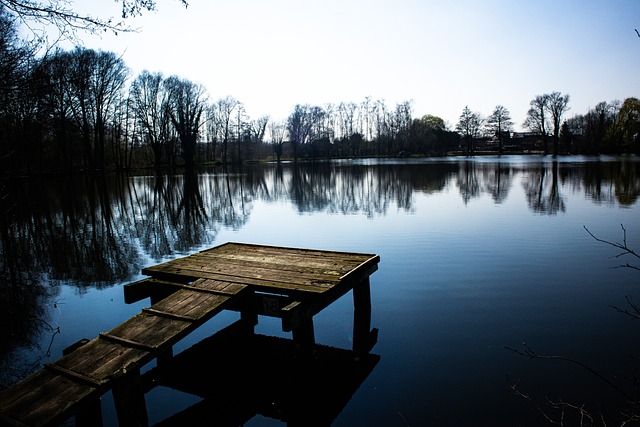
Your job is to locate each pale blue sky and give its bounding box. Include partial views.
[65,0,640,130]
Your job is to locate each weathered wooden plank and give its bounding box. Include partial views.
[104,312,192,352]
[142,266,330,295]
[99,332,157,351]
[150,290,229,320]
[52,338,150,382]
[43,363,106,388]
[0,369,98,427]
[190,279,247,295]
[165,280,248,297]
[124,278,248,305]
[106,284,249,352]
[188,251,364,276]
[142,244,379,298]
[203,242,377,261]
[192,248,366,270]
[146,257,344,286]
[124,278,187,303]
[148,261,338,287]
[142,307,198,322]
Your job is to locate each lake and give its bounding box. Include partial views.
[1,155,639,426]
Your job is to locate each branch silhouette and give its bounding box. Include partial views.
[505,342,636,403]
[584,224,640,271]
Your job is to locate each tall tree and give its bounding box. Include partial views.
[268,120,286,162]
[485,105,513,154]
[372,99,390,155]
[546,92,570,155]
[61,48,129,171]
[209,96,241,165]
[130,70,168,170]
[234,103,248,164]
[0,7,37,174]
[394,100,413,153]
[164,76,206,168]
[89,50,129,170]
[614,97,640,153]
[456,106,483,156]
[248,115,269,160]
[38,49,77,172]
[67,47,96,169]
[287,104,315,161]
[585,101,617,153]
[523,94,550,154]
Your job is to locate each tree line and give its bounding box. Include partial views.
[456,94,640,156]
[1,6,639,176]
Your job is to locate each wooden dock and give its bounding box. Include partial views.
[0,242,380,427]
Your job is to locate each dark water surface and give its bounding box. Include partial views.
[1,155,639,426]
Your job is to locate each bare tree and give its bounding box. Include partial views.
[287,104,315,161]
[485,105,513,154]
[90,50,129,171]
[38,49,75,171]
[523,94,550,154]
[61,48,128,171]
[130,70,168,170]
[268,120,285,162]
[164,75,206,168]
[0,0,189,41]
[249,115,269,160]
[337,101,357,141]
[209,96,241,165]
[234,103,248,164]
[547,92,570,155]
[456,106,483,156]
[372,99,390,155]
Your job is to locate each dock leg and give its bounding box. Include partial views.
[112,368,148,427]
[292,317,315,357]
[240,289,259,335]
[75,398,103,427]
[157,346,174,368]
[353,277,377,358]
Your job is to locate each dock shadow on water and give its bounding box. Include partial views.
[146,320,380,427]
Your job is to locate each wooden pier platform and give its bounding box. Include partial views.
[0,242,380,427]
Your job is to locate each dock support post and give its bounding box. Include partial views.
[292,318,315,356]
[112,368,148,427]
[75,399,103,427]
[353,277,376,358]
[157,346,174,368]
[240,289,259,334]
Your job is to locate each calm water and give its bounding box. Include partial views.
[1,155,639,426]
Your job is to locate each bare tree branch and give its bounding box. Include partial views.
[611,295,640,321]
[584,224,640,271]
[0,0,188,42]
[505,342,637,403]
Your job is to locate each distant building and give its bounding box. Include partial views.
[510,132,543,151]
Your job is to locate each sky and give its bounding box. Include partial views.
[53,0,640,131]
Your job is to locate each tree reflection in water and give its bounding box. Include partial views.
[0,156,638,391]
